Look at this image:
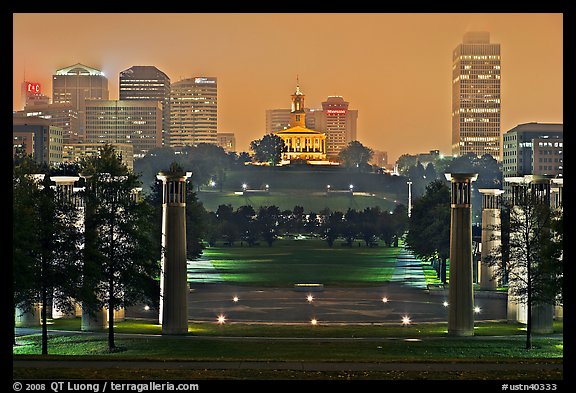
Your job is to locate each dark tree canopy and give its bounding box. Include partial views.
[250,134,285,165]
[338,140,374,171]
[405,179,451,283]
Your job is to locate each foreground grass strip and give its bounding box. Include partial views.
[13,334,562,362]
[12,367,563,380]
[32,318,563,338]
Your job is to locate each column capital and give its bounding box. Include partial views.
[50,175,80,185]
[444,172,478,183]
[157,171,192,182]
[445,173,478,208]
[477,188,504,196]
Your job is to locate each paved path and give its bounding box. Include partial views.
[390,248,427,289]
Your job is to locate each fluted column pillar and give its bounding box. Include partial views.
[478,188,504,290]
[445,172,478,336]
[157,169,192,335]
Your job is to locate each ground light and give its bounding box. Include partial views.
[311,318,318,325]
[401,315,411,326]
[217,314,226,324]
[443,301,449,307]
[144,305,150,311]
[307,294,314,303]
[232,296,239,302]
[474,306,481,313]
[382,297,388,303]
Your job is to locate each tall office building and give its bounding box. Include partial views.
[21,81,50,108]
[52,63,109,141]
[84,100,162,158]
[503,123,563,178]
[169,77,218,147]
[13,116,63,166]
[266,108,319,134]
[119,66,171,146]
[313,96,358,159]
[452,32,501,160]
[266,109,291,133]
[14,102,79,145]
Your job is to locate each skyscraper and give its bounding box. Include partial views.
[119,66,171,146]
[313,96,358,159]
[52,63,109,142]
[452,32,501,160]
[84,100,162,158]
[169,77,218,147]
[265,109,291,133]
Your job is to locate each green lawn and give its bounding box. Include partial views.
[197,238,401,286]
[19,318,564,338]
[197,191,398,213]
[13,328,563,361]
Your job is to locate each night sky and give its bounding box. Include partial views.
[13,13,563,162]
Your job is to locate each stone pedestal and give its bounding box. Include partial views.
[15,304,41,327]
[445,173,478,337]
[531,303,554,334]
[157,169,191,335]
[113,307,125,322]
[81,306,107,331]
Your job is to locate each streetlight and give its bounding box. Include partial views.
[209,180,216,188]
[407,181,413,217]
[401,315,411,326]
[242,183,247,191]
[349,184,354,193]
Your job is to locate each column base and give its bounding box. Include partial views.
[448,329,474,337]
[162,326,189,335]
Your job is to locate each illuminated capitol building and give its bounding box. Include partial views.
[275,81,328,164]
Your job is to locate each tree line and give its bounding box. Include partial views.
[201,204,408,248]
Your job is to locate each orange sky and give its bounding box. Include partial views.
[12,13,563,162]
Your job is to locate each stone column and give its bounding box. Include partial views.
[157,169,192,335]
[478,188,504,290]
[528,176,554,334]
[550,178,563,322]
[504,175,554,333]
[51,176,82,319]
[78,173,108,332]
[445,173,478,336]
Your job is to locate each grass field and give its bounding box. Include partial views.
[195,238,402,286]
[16,318,564,338]
[196,190,399,212]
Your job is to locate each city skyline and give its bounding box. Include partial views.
[13,13,562,162]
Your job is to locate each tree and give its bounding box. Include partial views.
[338,141,373,172]
[80,145,159,351]
[256,206,281,246]
[405,180,451,283]
[484,189,562,349]
[322,211,344,247]
[13,156,83,354]
[250,134,284,165]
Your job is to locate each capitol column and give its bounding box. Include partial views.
[478,188,504,290]
[50,176,83,319]
[78,173,108,331]
[157,167,192,335]
[528,176,554,334]
[445,173,478,336]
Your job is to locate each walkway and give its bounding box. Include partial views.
[390,248,427,289]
